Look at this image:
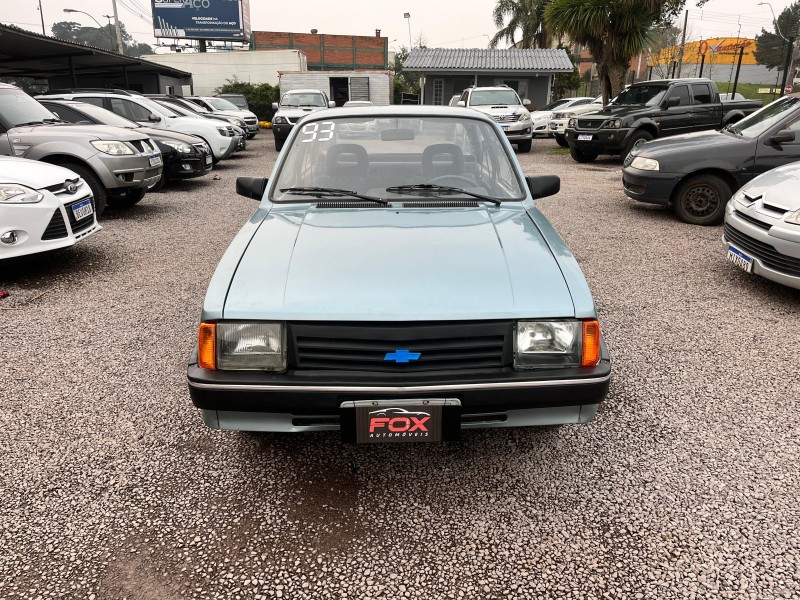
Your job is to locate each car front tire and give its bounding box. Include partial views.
[673,174,731,226]
[555,135,569,148]
[56,162,107,217]
[517,140,532,153]
[624,130,654,160]
[569,145,598,163]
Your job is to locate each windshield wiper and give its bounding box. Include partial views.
[14,120,45,126]
[385,184,501,206]
[722,123,742,136]
[280,187,388,205]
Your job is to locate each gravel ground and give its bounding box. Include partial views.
[1,133,799,599]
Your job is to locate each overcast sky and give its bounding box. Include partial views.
[3,0,797,53]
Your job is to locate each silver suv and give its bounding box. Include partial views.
[457,85,533,152]
[0,83,161,215]
[271,89,335,151]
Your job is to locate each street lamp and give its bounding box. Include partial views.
[64,8,104,31]
[404,12,412,50]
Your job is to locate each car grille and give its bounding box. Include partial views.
[493,114,521,123]
[290,321,512,373]
[725,223,800,276]
[43,177,83,195]
[245,117,258,125]
[733,210,771,231]
[192,142,208,156]
[41,210,68,240]
[131,139,154,153]
[65,197,95,235]
[577,118,604,129]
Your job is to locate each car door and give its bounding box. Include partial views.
[752,113,800,177]
[109,98,163,129]
[690,83,719,131]
[659,85,693,136]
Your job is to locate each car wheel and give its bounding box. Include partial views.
[673,174,731,225]
[55,162,107,217]
[569,146,598,163]
[555,135,569,148]
[108,187,146,208]
[624,130,654,159]
[517,140,532,153]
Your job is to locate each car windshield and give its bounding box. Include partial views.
[154,100,195,118]
[613,85,668,106]
[271,115,524,202]
[173,99,209,113]
[281,93,326,107]
[726,96,800,138]
[539,99,570,111]
[469,90,521,106]
[140,97,179,117]
[1,89,59,126]
[206,97,239,111]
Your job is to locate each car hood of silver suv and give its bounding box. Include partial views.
[9,122,151,143]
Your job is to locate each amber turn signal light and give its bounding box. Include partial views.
[581,320,601,367]
[198,322,216,370]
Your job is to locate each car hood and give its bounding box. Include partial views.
[222,204,576,321]
[740,162,800,211]
[214,109,257,120]
[472,105,527,117]
[0,155,82,188]
[137,126,202,144]
[631,130,744,159]
[7,123,150,142]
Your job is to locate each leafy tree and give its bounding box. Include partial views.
[51,20,152,57]
[391,47,421,104]
[552,45,582,97]
[214,77,279,120]
[648,24,684,79]
[754,1,800,70]
[490,0,551,49]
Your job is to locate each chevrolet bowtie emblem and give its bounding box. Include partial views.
[384,349,421,363]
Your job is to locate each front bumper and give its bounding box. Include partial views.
[216,137,238,160]
[532,118,551,137]
[187,341,611,432]
[272,123,294,141]
[622,165,679,205]
[549,119,567,135]
[566,127,632,155]
[499,122,533,142]
[164,150,213,181]
[89,153,162,191]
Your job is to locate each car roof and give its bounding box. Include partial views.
[281,89,327,94]
[301,105,497,122]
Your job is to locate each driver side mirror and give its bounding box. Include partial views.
[272,102,279,110]
[236,176,268,200]
[148,114,161,123]
[457,101,466,107]
[522,98,531,106]
[770,128,796,145]
[328,101,336,108]
[525,175,560,200]
[665,97,680,108]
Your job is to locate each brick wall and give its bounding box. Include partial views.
[253,31,388,70]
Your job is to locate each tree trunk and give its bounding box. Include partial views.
[607,63,629,98]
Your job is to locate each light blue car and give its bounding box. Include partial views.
[188,106,611,443]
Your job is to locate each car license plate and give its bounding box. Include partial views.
[71,198,93,220]
[727,245,753,273]
[204,154,212,166]
[549,123,557,129]
[577,134,593,141]
[149,154,162,167]
[340,398,461,444]
[501,125,509,130]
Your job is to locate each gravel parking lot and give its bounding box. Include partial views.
[2,132,799,599]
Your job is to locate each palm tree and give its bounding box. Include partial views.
[544,0,656,102]
[490,0,552,49]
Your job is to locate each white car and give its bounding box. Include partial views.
[0,157,100,260]
[723,161,800,290]
[549,96,604,147]
[457,85,534,152]
[530,97,595,138]
[271,89,336,151]
[185,96,260,139]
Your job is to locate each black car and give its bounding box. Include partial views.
[40,99,213,190]
[622,94,800,225]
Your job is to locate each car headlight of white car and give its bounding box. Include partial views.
[514,320,600,369]
[91,140,134,155]
[0,183,43,204]
[216,126,230,136]
[199,321,286,371]
[630,156,660,171]
[519,111,531,122]
[785,209,800,226]
[162,140,194,153]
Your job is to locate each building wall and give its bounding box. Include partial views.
[46,72,190,94]
[420,74,553,108]
[253,31,388,70]
[278,71,392,105]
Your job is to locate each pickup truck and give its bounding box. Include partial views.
[565,78,762,163]
[622,94,800,225]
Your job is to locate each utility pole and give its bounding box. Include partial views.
[37,0,46,35]
[111,0,125,54]
[676,10,689,78]
[779,32,796,96]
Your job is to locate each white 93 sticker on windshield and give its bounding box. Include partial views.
[300,122,336,143]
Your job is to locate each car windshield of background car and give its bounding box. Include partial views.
[470,90,521,106]
[281,93,326,107]
[206,98,239,111]
[539,99,570,111]
[1,89,59,127]
[271,116,524,202]
[613,85,668,106]
[728,96,800,139]
[140,97,179,118]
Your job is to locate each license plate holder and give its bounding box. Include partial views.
[71,198,93,220]
[340,398,461,444]
[727,245,753,273]
[577,134,593,141]
[149,154,162,167]
[204,154,212,166]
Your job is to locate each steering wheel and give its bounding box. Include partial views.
[428,175,477,188]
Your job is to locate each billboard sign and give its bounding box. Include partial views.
[152,0,251,42]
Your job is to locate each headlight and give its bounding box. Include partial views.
[630,156,660,171]
[519,111,531,121]
[0,183,43,204]
[162,140,193,153]
[273,116,288,124]
[568,118,576,128]
[785,209,800,225]
[216,126,229,136]
[91,140,134,155]
[198,321,286,371]
[605,119,622,128]
[514,320,601,368]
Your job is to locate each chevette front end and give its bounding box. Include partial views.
[188,107,610,442]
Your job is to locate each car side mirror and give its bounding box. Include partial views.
[666,97,680,108]
[148,114,161,122]
[236,176,268,200]
[522,98,531,106]
[456,101,466,107]
[770,128,796,145]
[328,101,336,108]
[272,102,279,110]
[525,175,560,199]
